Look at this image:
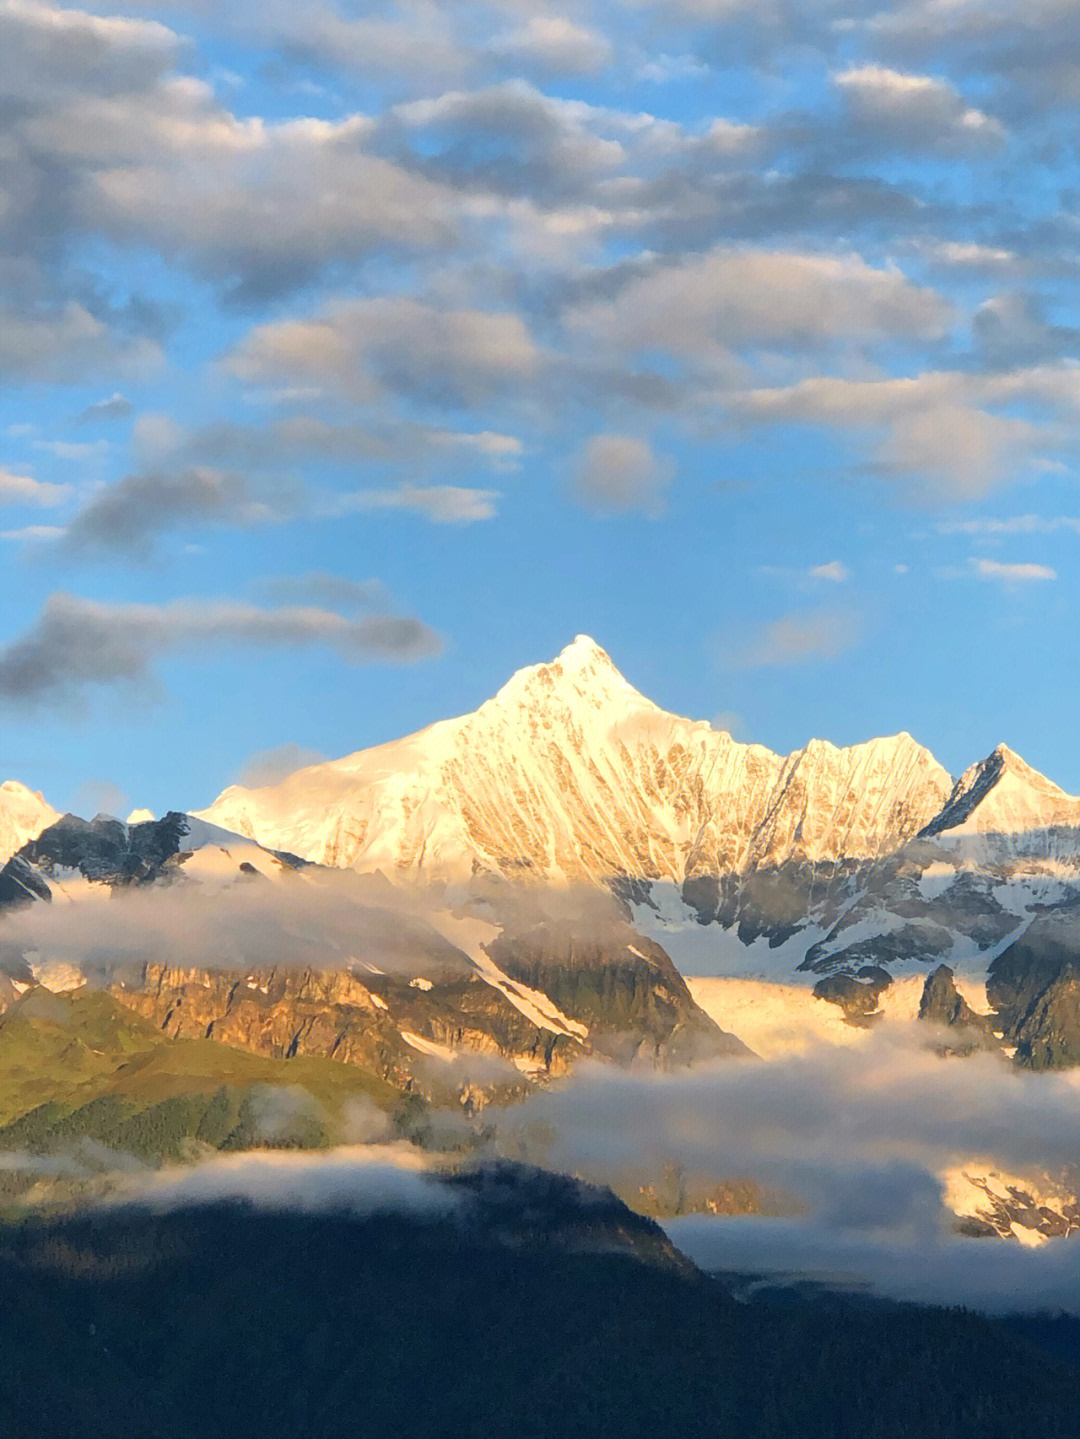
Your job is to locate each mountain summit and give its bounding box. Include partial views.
[196,638,955,883]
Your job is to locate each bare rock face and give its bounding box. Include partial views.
[112,960,575,1102]
[484,920,749,1066]
[917,965,999,1055]
[812,966,892,1025]
[987,911,1080,1070]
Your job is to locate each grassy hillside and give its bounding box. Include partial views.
[0,986,415,1200]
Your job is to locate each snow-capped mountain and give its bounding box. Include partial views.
[193,636,1080,1059]
[197,635,955,883]
[0,780,58,866]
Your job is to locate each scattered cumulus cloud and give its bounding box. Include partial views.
[833,65,1006,155]
[808,561,850,583]
[572,434,675,515]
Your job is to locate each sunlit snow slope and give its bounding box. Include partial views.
[0,781,59,866]
[198,636,955,883]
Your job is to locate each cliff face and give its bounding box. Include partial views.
[986,911,1080,1070]
[112,959,578,1102]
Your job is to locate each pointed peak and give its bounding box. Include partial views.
[553,634,618,673]
[491,635,654,715]
[921,740,1077,837]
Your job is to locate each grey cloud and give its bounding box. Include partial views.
[0,865,474,981]
[973,292,1080,368]
[227,297,541,408]
[0,3,462,303]
[0,592,441,707]
[75,393,133,424]
[490,1024,1080,1307]
[382,80,626,201]
[832,65,1006,156]
[572,433,675,515]
[865,0,1080,112]
[253,573,388,611]
[59,468,285,558]
[667,1216,1080,1314]
[253,1,471,85]
[134,413,522,474]
[0,3,178,104]
[0,302,161,384]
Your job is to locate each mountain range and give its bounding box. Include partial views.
[2,635,1079,1074]
[2,635,1080,1256]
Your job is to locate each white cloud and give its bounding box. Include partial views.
[0,469,72,507]
[809,560,850,583]
[973,558,1057,583]
[487,16,612,75]
[336,485,499,524]
[567,248,950,369]
[729,365,1080,500]
[938,515,1080,537]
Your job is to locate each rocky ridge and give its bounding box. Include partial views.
[0,810,742,1101]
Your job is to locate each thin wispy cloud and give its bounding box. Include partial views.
[726,609,864,669]
[972,558,1057,583]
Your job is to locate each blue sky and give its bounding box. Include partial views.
[1,0,1078,815]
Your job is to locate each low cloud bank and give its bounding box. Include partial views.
[490,1028,1080,1312]
[0,868,475,984]
[666,1216,1080,1315]
[116,1144,455,1218]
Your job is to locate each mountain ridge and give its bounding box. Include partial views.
[189,636,1076,885]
